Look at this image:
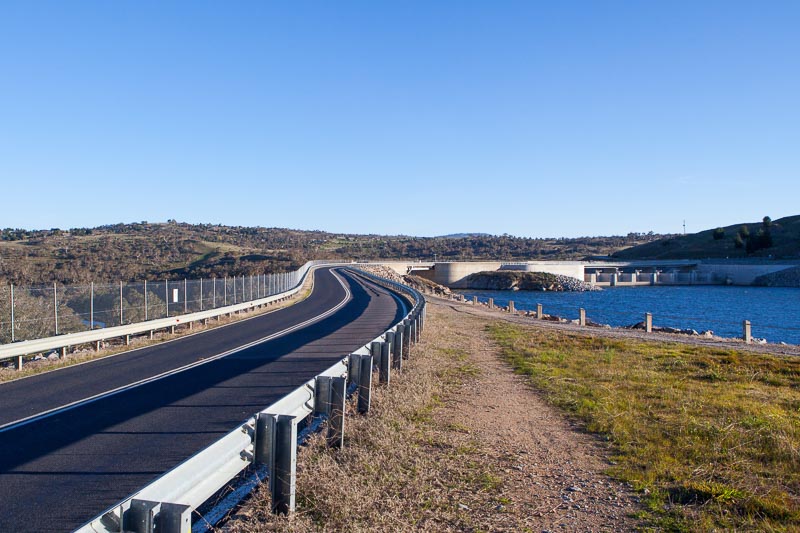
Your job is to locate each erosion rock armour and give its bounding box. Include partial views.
[459,271,601,292]
[753,266,800,287]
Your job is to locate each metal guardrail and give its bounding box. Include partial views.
[0,260,337,369]
[75,267,425,533]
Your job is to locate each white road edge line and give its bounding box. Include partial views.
[0,269,353,434]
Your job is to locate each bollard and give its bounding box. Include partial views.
[392,329,403,365]
[380,341,391,385]
[488,297,494,309]
[579,308,586,326]
[537,303,543,319]
[473,296,478,305]
[357,355,373,414]
[509,301,515,314]
[327,376,346,448]
[743,320,752,343]
[645,313,653,333]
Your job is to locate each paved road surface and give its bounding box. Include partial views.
[0,267,405,532]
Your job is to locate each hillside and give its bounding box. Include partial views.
[0,222,663,285]
[613,215,800,260]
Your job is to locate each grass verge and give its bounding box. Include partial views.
[488,322,800,531]
[224,320,510,532]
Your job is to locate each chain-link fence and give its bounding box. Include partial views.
[0,269,305,345]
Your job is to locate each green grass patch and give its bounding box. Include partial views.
[488,322,800,530]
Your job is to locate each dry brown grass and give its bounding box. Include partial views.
[223,310,514,532]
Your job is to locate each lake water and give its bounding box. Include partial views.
[454,286,800,346]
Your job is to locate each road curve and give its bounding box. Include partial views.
[0,267,406,532]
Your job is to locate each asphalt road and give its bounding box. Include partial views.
[0,267,406,532]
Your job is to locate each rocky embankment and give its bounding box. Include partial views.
[353,265,452,297]
[456,271,600,292]
[753,266,800,287]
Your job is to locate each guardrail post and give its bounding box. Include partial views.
[256,413,298,515]
[313,376,332,415]
[126,499,160,533]
[743,320,752,343]
[358,355,373,414]
[380,340,391,385]
[159,503,192,533]
[645,313,653,333]
[537,303,543,319]
[579,308,586,326]
[371,341,382,373]
[347,354,361,386]
[327,376,346,448]
[390,331,402,370]
[402,320,411,357]
[15,355,22,370]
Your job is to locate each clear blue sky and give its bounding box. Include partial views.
[1,2,798,237]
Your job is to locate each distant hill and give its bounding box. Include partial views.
[436,233,493,239]
[613,215,800,260]
[0,222,664,285]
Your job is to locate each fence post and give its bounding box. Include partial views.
[358,354,373,414]
[54,282,58,335]
[200,278,203,311]
[327,376,346,448]
[645,313,653,333]
[10,283,14,342]
[165,280,169,318]
[537,303,543,319]
[743,320,752,343]
[579,308,586,326]
[224,277,227,306]
[508,300,515,314]
[143,280,147,321]
[120,281,124,326]
[488,297,494,310]
[184,279,188,314]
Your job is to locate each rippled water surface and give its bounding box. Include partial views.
[454,286,800,345]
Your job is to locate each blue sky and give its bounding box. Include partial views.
[1,2,798,237]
